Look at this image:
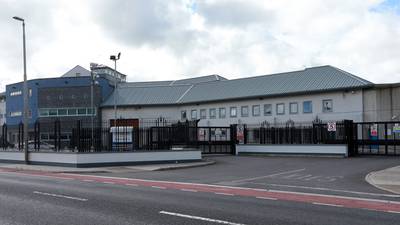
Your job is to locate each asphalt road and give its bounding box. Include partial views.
[0,157,399,225]
[84,155,400,199]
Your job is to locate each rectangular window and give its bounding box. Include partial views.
[230,107,237,118]
[29,89,32,97]
[39,109,49,117]
[322,99,333,112]
[68,108,77,116]
[276,103,285,115]
[181,110,187,120]
[10,90,22,96]
[219,108,226,118]
[241,106,249,117]
[78,108,87,115]
[303,101,312,113]
[289,102,298,114]
[87,108,96,116]
[10,111,22,117]
[48,109,58,116]
[58,109,67,116]
[191,109,197,120]
[252,105,260,116]
[264,104,272,116]
[209,108,216,119]
[200,109,206,119]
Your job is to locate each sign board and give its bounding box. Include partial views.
[327,122,336,132]
[370,124,378,137]
[393,124,400,133]
[237,125,244,144]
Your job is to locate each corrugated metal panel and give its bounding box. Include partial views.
[180,66,373,103]
[173,75,227,85]
[101,65,373,107]
[102,85,192,106]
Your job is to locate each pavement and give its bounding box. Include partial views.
[366,165,400,194]
[0,159,215,173]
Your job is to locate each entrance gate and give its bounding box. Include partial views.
[151,126,237,154]
[353,121,400,156]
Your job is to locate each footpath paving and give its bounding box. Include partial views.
[0,160,215,173]
[366,165,400,194]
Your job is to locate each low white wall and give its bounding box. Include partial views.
[0,150,202,167]
[236,144,348,157]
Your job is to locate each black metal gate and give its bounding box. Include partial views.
[353,121,400,156]
[150,125,236,154]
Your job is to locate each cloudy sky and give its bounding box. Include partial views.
[1,0,400,91]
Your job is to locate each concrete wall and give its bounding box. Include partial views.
[101,90,364,127]
[0,150,202,167]
[363,86,400,122]
[236,144,348,157]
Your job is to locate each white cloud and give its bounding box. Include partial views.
[0,0,399,92]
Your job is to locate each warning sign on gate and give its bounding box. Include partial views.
[327,122,336,132]
[393,124,400,133]
[370,124,378,136]
[237,125,244,144]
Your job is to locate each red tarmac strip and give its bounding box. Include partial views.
[1,168,400,214]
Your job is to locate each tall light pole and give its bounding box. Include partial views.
[89,65,99,151]
[13,16,29,164]
[110,52,121,127]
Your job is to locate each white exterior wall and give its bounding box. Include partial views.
[182,90,363,126]
[102,106,180,125]
[101,90,364,127]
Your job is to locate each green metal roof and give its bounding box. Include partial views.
[101,65,373,107]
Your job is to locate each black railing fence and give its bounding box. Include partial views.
[242,122,346,145]
[1,119,399,156]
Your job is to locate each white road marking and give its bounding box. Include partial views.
[57,177,74,180]
[228,168,306,183]
[83,179,94,182]
[257,183,400,198]
[159,211,246,225]
[152,186,166,189]
[53,174,400,206]
[181,189,198,192]
[387,210,400,214]
[312,202,343,207]
[215,192,234,196]
[126,183,138,187]
[256,196,277,200]
[33,191,88,202]
[103,181,115,184]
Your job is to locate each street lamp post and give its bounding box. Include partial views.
[110,52,121,126]
[90,70,95,151]
[89,67,99,151]
[13,16,29,164]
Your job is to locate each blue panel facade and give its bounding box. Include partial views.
[5,76,114,126]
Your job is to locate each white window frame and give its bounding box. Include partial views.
[264,104,272,116]
[303,101,313,113]
[252,105,260,117]
[276,103,285,115]
[209,108,216,119]
[191,109,197,120]
[230,107,237,118]
[289,102,298,114]
[219,108,226,118]
[322,99,333,113]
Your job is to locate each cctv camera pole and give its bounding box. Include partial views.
[110,53,121,127]
[13,16,29,164]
